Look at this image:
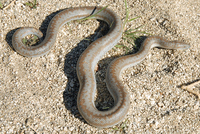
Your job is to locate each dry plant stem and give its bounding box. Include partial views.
[3,0,16,10]
[181,80,200,99]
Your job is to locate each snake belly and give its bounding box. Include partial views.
[12,6,190,128]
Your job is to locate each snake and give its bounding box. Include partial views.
[12,6,190,128]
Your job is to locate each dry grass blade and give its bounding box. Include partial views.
[0,0,16,10]
[181,80,200,99]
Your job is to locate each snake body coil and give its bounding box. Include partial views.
[12,7,190,128]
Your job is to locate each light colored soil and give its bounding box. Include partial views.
[0,0,199,133]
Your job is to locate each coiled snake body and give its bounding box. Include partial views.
[12,7,190,128]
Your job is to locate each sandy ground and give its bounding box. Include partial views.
[0,0,199,133]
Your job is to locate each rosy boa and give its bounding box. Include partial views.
[12,7,190,128]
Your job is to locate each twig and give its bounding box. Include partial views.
[3,0,16,10]
[181,80,200,99]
